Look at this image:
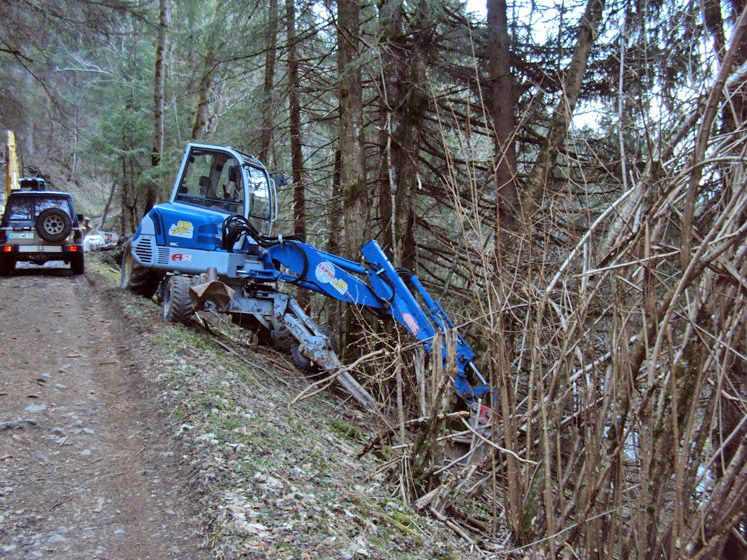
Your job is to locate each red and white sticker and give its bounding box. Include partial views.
[315,261,335,284]
[171,253,191,262]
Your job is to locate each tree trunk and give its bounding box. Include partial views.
[522,0,605,222]
[259,0,278,165]
[191,0,223,141]
[337,0,368,357]
[487,0,519,233]
[146,0,170,214]
[286,0,307,309]
[338,0,367,260]
[379,0,428,271]
[100,181,117,231]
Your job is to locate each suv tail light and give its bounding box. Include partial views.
[2,245,13,253]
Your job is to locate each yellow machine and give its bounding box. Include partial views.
[2,130,20,213]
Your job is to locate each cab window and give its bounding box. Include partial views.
[245,165,271,232]
[175,149,244,214]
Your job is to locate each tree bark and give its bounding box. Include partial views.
[145,0,170,214]
[259,0,278,165]
[100,181,117,231]
[191,0,223,141]
[338,0,368,260]
[379,0,429,271]
[487,0,519,233]
[286,0,307,308]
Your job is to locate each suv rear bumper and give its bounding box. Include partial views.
[1,243,83,260]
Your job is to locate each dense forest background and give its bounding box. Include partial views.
[2,0,746,557]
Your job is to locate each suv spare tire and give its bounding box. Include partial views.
[36,208,72,242]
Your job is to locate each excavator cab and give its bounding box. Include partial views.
[171,143,276,235]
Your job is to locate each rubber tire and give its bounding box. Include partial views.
[291,343,313,371]
[270,324,295,353]
[0,256,16,276]
[120,240,161,298]
[70,253,85,275]
[36,208,72,242]
[231,315,273,346]
[162,275,194,324]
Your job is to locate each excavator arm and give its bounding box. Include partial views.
[257,239,490,400]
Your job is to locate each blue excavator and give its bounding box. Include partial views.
[121,143,489,410]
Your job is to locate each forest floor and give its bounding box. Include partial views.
[0,254,471,559]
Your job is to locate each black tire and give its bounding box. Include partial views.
[230,315,273,346]
[36,208,72,242]
[292,324,338,371]
[0,256,15,276]
[270,324,295,353]
[70,253,85,275]
[120,240,161,298]
[162,275,194,323]
[291,343,313,371]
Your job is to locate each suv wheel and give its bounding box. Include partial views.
[0,256,16,276]
[36,208,72,242]
[162,275,194,323]
[120,240,162,298]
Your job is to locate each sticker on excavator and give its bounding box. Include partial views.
[315,261,335,283]
[402,313,420,335]
[330,278,348,295]
[169,221,194,238]
[315,261,348,295]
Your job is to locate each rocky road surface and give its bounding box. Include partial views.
[0,263,209,559]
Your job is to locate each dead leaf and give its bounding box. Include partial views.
[0,455,11,461]
[25,394,40,399]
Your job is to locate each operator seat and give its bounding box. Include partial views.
[226,165,240,200]
[198,175,210,197]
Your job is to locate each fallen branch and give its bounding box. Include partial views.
[459,418,538,465]
[358,411,470,458]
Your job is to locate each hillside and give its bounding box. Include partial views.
[1,255,484,559]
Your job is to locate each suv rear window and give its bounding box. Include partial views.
[2,196,73,224]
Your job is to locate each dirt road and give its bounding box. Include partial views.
[0,264,208,559]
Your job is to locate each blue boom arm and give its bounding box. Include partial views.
[251,239,490,400]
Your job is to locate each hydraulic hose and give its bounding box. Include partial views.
[221,214,302,250]
[221,215,308,283]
